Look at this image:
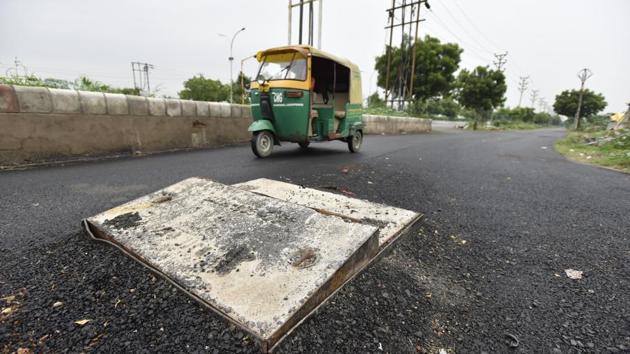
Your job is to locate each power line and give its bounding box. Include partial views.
[432,0,496,57]
[450,0,502,52]
[426,9,492,64]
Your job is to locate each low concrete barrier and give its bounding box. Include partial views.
[0,85,251,166]
[363,114,431,135]
[0,85,433,166]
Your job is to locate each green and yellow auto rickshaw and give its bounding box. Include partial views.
[248,45,364,158]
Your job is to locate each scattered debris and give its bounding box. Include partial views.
[151,194,172,204]
[565,269,583,280]
[540,146,548,150]
[339,187,356,197]
[103,212,142,229]
[438,348,447,354]
[74,319,91,326]
[291,248,318,269]
[505,333,520,348]
[341,167,349,174]
[52,301,63,308]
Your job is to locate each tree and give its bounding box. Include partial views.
[374,35,462,102]
[179,75,229,102]
[367,92,385,108]
[455,66,506,129]
[231,72,252,104]
[553,89,607,123]
[493,107,535,123]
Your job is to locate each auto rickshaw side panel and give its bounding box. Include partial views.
[267,88,311,143]
[339,103,363,137]
[250,87,311,143]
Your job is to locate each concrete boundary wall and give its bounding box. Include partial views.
[363,114,431,135]
[0,85,252,166]
[0,85,431,166]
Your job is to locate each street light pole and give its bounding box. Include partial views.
[229,27,246,103]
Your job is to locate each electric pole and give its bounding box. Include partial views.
[383,0,429,108]
[288,0,322,47]
[530,89,539,110]
[574,68,593,130]
[517,76,529,107]
[131,62,154,96]
[493,52,508,71]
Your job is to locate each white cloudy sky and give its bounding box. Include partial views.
[1,0,628,112]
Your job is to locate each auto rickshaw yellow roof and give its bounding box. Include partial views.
[255,45,360,73]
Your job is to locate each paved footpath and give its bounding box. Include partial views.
[1,129,629,353]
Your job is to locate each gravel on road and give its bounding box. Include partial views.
[2,129,629,353]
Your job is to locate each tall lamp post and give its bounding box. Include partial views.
[229,27,246,103]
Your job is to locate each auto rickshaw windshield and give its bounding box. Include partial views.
[256,52,307,81]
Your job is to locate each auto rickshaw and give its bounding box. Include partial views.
[248,45,364,158]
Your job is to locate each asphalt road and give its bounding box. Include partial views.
[1,129,629,353]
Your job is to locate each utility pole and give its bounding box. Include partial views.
[384,1,395,105]
[493,52,508,71]
[288,0,322,47]
[131,62,154,96]
[574,68,593,130]
[517,76,529,107]
[530,89,539,110]
[229,27,246,103]
[383,0,428,108]
[6,57,27,78]
[538,97,547,113]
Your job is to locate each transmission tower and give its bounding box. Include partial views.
[493,52,508,71]
[517,76,529,107]
[383,0,430,109]
[5,57,28,78]
[131,62,154,96]
[530,89,539,110]
[574,68,593,130]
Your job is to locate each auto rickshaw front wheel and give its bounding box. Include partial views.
[298,141,310,149]
[348,130,363,153]
[251,131,274,158]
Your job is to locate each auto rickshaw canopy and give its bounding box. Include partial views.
[255,45,363,105]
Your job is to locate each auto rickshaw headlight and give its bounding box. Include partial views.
[257,77,266,86]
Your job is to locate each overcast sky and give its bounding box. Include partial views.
[1,0,628,112]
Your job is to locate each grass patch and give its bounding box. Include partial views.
[555,129,630,173]
[467,121,546,131]
[362,107,410,117]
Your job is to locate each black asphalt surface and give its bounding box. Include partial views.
[1,129,629,353]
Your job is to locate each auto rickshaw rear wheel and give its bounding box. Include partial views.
[251,131,274,158]
[348,130,363,153]
[298,141,310,149]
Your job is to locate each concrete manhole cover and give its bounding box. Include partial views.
[84,177,420,352]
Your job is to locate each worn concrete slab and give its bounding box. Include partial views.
[148,97,166,116]
[85,178,379,351]
[196,101,210,117]
[14,86,52,113]
[219,102,231,118]
[181,100,196,117]
[209,102,221,117]
[0,85,19,113]
[104,93,129,115]
[78,91,106,114]
[127,95,148,116]
[50,88,80,114]
[165,99,182,117]
[235,178,421,250]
